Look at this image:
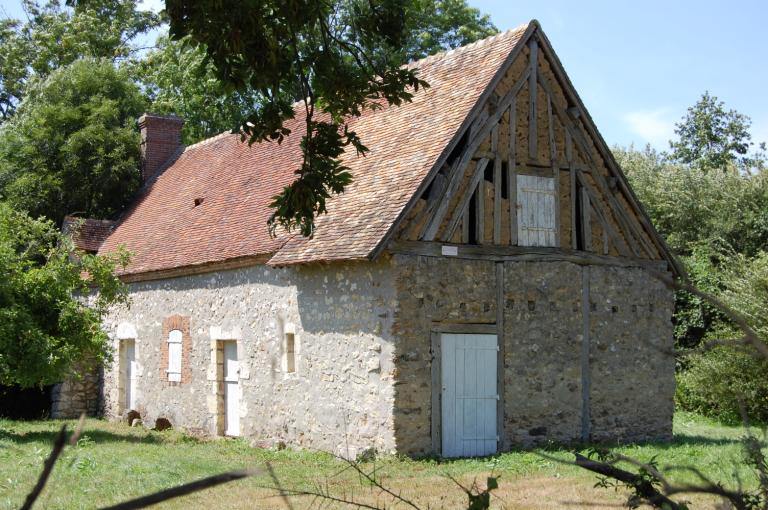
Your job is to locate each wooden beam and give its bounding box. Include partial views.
[388,240,669,271]
[493,125,502,245]
[575,170,630,257]
[532,30,684,277]
[431,322,498,334]
[528,39,538,161]
[581,187,592,252]
[430,331,442,454]
[443,158,490,241]
[508,100,518,246]
[535,67,653,258]
[495,262,506,450]
[477,175,486,244]
[547,95,560,247]
[567,130,577,250]
[580,266,591,441]
[461,206,469,243]
[422,69,532,241]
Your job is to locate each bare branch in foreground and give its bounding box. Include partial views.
[19,424,68,510]
[99,470,255,510]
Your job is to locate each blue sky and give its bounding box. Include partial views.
[2,0,766,151]
[471,0,768,151]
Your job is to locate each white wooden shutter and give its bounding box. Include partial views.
[516,174,557,247]
[167,329,182,382]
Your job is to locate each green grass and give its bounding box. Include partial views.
[0,412,763,509]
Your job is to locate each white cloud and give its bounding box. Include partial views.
[623,109,676,149]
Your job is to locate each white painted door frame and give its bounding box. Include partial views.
[223,341,240,436]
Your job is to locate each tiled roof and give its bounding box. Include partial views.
[63,216,116,253]
[100,24,530,275]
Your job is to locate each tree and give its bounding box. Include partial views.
[669,91,766,172]
[0,58,146,225]
[0,203,128,388]
[0,0,161,121]
[400,0,497,60]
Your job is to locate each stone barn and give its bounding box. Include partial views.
[67,20,682,458]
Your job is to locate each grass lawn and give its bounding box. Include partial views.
[0,412,761,509]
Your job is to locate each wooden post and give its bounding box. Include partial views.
[547,95,560,247]
[528,39,538,161]
[509,100,518,246]
[495,262,505,451]
[581,266,591,442]
[567,130,577,250]
[493,124,502,245]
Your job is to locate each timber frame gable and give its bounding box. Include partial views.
[381,21,684,277]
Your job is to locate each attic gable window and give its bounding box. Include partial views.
[167,329,183,382]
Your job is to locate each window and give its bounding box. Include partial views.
[285,333,296,373]
[516,174,557,247]
[167,329,182,382]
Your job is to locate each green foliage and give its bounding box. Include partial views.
[0,0,161,121]
[669,91,765,172]
[131,35,260,145]
[0,58,146,224]
[676,253,768,423]
[0,204,129,388]
[400,0,497,60]
[676,345,768,424]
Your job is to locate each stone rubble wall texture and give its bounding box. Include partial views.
[101,259,397,457]
[51,361,101,418]
[392,254,675,456]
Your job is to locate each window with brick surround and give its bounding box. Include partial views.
[167,329,183,382]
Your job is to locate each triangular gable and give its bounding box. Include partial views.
[384,21,683,277]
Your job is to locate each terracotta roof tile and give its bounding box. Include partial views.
[63,216,116,253]
[100,24,529,275]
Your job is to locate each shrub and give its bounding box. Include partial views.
[676,344,768,424]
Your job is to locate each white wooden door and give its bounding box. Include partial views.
[121,339,137,412]
[223,341,240,436]
[516,174,557,246]
[441,333,498,457]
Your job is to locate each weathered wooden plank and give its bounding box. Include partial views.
[442,158,490,241]
[508,101,518,246]
[387,240,669,270]
[528,39,538,161]
[422,69,532,241]
[602,226,609,255]
[461,207,469,244]
[495,262,505,450]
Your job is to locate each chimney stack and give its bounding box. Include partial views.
[138,113,184,183]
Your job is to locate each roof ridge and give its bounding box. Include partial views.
[183,129,236,152]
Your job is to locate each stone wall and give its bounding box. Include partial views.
[101,259,397,457]
[50,361,101,418]
[392,254,675,456]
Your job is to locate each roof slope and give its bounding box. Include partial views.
[63,216,116,253]
[99,24,530,276]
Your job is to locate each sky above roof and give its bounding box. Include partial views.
[471,0,768,152]
[2,0,765,153]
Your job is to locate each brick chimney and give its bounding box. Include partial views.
[138,113,184,183]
